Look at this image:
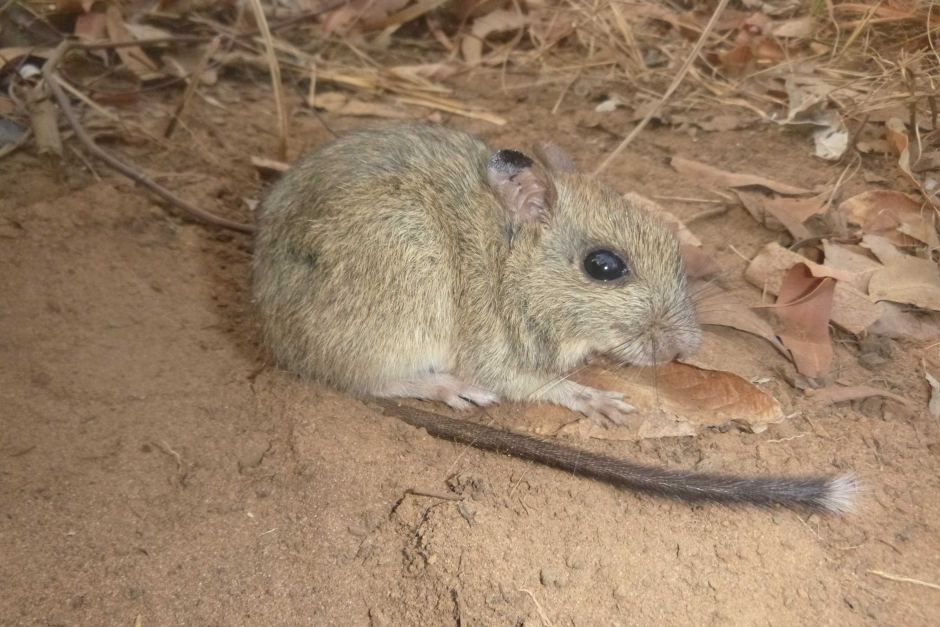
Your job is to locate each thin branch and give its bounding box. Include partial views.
[41,41,254,234]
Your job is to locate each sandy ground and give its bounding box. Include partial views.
[1,71,938,626]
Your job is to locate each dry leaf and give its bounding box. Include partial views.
[734,190,813,239]
[321,0,410,34]
[765,192,829,223]
[671,156,811,195]
[550,363,784,440]
[821,241,878,292]
[313,91,413,119]
[774,264,836,378]
[805,385,914,409]
[745,242,880,334]
[840,190,936,247]
[461,9,527,66]
[74,11,107,41]
[681,245,721,279]
[104,6,159,78]
[694,286,787,355]
[634,200,719,278]
[772,16,817,38]
[860,233,905,264]
[869,302,940,341]
[868,255,940,312]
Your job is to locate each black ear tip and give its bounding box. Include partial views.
[490,149,534,171]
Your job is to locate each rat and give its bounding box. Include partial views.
[251,123,856,513]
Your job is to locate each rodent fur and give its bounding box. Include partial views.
[252,123,856,513]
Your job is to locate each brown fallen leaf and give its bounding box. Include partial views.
[74,10,107,41]
[860,233,905,264]
[821,241,879,292]
[839,189,936,247]
[549,362,784,440]
[104,6,159,79]
[868,255,940,312]
[772,16,817,39]
[320,0,410,34]
[671,156,812,196]
[746,242,880,334]
[681,245,721,279]
[764,191,830,223]
[650,202,720,278]
[461,9,527,66]
[313,91,414,119]
[774,264,836,379]
[734,190,813,239]
[805,385,914,409]
[694,285,787,355]
[869,302,940,341]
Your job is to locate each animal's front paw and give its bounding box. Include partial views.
[555,384,635,427]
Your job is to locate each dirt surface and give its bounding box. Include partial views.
[2,70,939,626]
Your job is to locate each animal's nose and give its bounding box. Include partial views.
[653,345,681,363]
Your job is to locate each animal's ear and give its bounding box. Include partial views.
[486,149,557,225]
[534,142,577,173]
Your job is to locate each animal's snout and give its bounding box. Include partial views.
[644,320,702,365]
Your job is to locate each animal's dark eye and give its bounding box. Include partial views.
[583,249,628,282]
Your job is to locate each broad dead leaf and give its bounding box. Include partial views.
[772,16,817,39]
[74,11,107,41]
[839,190,936,247]
[671,156,812,195]
[550,363,784,440]
[104,6,159,78]
[860,233,905,264]
[746,242,881,334]
[869,302,940,341]
[734,190,822,239]
[681,245,721,279]
[821,241,878,292]
[461,9,527,66]
[805,385,914,409]
[868,255,940,312]
[652,204,720,278]
[694,285,787,355]
[313,91,414,119]
[320,0,410,34]
[774,264,836,378]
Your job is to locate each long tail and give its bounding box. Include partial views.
[377,402,858,514]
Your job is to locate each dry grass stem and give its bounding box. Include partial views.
[246,0,289,160]
[594,0,732,176]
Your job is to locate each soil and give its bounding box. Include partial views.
[2,68,938,626]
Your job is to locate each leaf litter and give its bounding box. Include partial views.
[1,0,938,442]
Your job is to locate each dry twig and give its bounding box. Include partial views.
[41,41,254,234]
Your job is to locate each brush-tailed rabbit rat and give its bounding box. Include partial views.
[252,124,855,512]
